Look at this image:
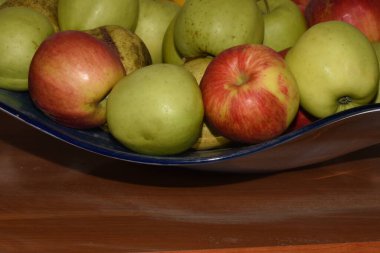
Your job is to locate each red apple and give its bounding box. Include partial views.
[29,30,125,129]
[200,44,300,144]
[292,0,310,14]
[287,108,316,132]
[305,0,380,42]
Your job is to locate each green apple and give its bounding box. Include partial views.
[1,0,60,32]
[257,0,307,52]
[0,6,54,91]
[58,0,139,31]
[173,0,264,58]
[135,0,180,64]
[162,15,184,65]
[372,42,380,103]
[286,21,379,118]
[106,64,204,156]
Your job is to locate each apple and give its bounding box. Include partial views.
[173,0,264,59]
[0,6,54,91]
[29,30,125,129]
[135,0,180,64]
[200,44,300,144]
[286,21,379,119]
[183,57,231,150]
[305,0,380,42]
[106,64,204,156]
[292,0,310,14]
[58,0,139,31]
[0,0,60,32]
[257,0,308,52]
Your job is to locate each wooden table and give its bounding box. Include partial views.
[0,110,379,252]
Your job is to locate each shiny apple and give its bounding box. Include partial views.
[201,44,300,144]
[29,31,125,129]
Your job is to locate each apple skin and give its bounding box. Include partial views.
[174,0,264,58]
[0,0,60,32]
[107,64,204,156]
[162,15,185,65]
[292,0,310,14]
[58,0,139,31]
[278,46,315,131]
[0,6,54,91]
[286,21,379,119]
[200,44,300,144]
[183,57,231,150]
[305,0,380,42]
[29,30,125,129]
[135,0,180,64]
[257,0,307,52]
[287,108,316,132]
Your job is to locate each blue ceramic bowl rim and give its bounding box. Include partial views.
[1,89,380,166]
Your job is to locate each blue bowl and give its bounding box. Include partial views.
[1,88,379,173]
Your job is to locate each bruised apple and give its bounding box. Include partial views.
[200,44,300,144]
[29,30,125,129]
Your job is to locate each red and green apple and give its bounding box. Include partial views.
[29,30,125,129]
[200,44,300,144]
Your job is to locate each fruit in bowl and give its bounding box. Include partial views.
[84,25,152,75]
[173,0,264,59]
[286,21,379,119]
[0,6,54,91]
[29,30,125,129]
[106,64,204,156]
[200,44,300,144]
[257,0,308,52]
[305,0,380,42]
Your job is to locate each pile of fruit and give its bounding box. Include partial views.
[0,0,379,156]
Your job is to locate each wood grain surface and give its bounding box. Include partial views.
[0,110,379,252]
